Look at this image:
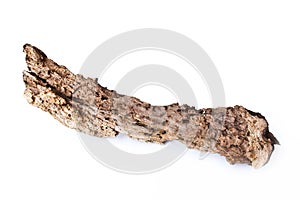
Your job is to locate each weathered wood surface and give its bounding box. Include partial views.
[23,44,279,168]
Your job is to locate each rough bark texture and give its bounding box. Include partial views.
[22,44,279,168]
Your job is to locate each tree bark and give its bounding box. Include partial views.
[22,44,279,168]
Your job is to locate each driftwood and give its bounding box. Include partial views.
[22,44,279,168]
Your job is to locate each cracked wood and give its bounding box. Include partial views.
[22,44,279,168]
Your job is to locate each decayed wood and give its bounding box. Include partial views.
[22,44,279,168]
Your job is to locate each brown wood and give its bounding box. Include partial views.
[22,44,279,168]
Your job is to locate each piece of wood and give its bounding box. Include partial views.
[22,44,279,168]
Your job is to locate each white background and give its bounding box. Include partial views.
[1,0,300,199]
